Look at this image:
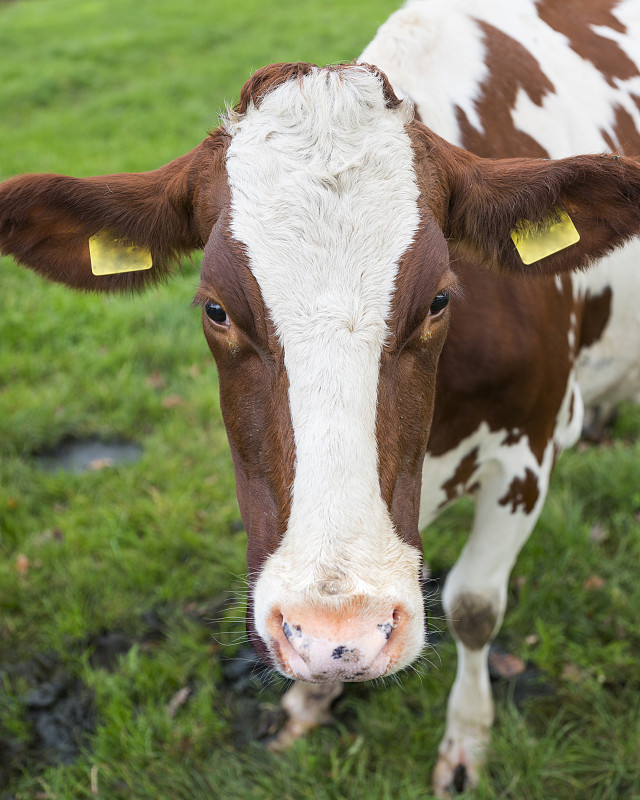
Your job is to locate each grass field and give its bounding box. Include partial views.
[1,1,640,798]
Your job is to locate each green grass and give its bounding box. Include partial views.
[1,1,640,798]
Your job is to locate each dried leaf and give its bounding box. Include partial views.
[162,394,184,409]
[88,457,114,471]
[166,687,191,718]
[561,662,592,683]
[583,574,606,591]
[15,554,29,575]
[145,371,166,390]
[488,649,526,679]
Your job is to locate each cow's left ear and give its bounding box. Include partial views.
[0,131,228,292]
[423,127,640,275]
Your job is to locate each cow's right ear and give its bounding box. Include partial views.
[419,126,640,277]
[0,132,228,292]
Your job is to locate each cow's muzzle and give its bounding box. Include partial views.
[265,601,415,682]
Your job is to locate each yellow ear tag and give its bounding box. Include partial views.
[89,231,152,276]
[510,209,580,265]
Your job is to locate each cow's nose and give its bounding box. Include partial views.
[267,604,409,682]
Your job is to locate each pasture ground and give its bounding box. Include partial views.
[1,1,640,798]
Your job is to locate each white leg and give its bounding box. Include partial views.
[432,442,554,797]
[268,680,343,751]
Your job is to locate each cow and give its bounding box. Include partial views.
[1,0,640,795]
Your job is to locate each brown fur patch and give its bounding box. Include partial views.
[501,429,525,447]
[498,468,540,514]
[456,22,553,159]
[0,132,229,292]
[234,61,403,116]
[377,214,451,553]
[579,286,613,350]
[612,104,640,157]
[199,222,295,584]
[440,447,480,506]
[538,0,639,88]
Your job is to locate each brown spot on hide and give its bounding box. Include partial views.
[426,263,576,465]
[501,429,525,447]
[498,468,540,514]
[612,105,640,157]
[448,594,498,650]
[568,391,575,425]
[456,22,554,158]
[440,447,480,506]
[579,286,612,350]
[538,0,639,88]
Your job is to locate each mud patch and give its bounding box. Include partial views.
[34,436,142,473]
[489,643,554,708]
[220,644,287,745]
[0,652,96,790]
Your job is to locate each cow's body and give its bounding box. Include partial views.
[363,2,640,790]
[368,2,640,790]
[2,1,640,795]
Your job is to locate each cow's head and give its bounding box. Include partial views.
[2,62,640,682]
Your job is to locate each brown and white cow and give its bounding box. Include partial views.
[2,0,640,794]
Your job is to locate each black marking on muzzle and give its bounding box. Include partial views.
[282,622,302,641]
[331,646,360,663]
[377,622,393,640]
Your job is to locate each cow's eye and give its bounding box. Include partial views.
[204,301,229,327]
[429,291,450,317]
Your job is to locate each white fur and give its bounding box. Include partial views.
[360,0,488,145]
[226,67,424,669]
[574,240,640,409]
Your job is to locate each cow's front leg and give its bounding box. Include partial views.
[268,680,343,751]
[432,447,554,797]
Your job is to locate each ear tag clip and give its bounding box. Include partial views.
[510,209,580,265]
[89,230,152,276]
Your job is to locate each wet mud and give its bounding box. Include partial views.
[0,651,96,791]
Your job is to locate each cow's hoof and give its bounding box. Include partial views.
[432,750,479,797]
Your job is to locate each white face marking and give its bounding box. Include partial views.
[225,67,424,666]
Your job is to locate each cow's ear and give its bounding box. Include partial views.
[423,128,640,276]
[0,132,228,292]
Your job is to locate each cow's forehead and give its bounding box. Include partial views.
[224,66,421,344]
